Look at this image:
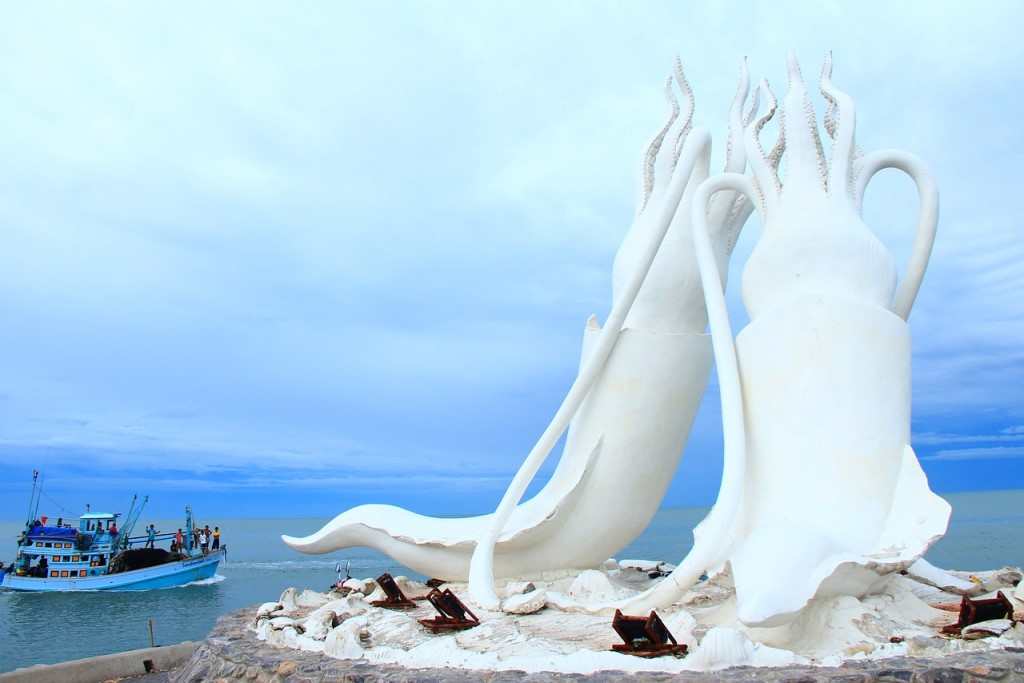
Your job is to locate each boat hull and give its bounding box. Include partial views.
[0,550,223,592]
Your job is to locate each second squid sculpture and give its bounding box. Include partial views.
[564,53,948,627]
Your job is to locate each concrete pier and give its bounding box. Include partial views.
[0,642,196,683]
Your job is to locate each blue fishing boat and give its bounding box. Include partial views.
[0,471,225,592]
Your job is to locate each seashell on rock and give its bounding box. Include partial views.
[962,619,1013,640]
[689,627,757,670]
[303,610,338,641]
[278,587,299,613]
[501,581,536,597]
[324,615,369,659]
[256,601,283,618]
[295,589,331,608]
[568,570,628,603]
[341,578,373,594]
[269,616,302,632]
[503,590,547,614]
[663,610,698,650]
[394,576,430,599]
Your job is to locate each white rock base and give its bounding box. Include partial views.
[250,564,1024,675]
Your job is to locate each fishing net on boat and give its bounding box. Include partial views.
[108,548,184,573]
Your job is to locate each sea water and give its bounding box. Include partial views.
[1,489,1022,672]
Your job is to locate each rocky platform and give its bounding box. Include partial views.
[172,608,1024,682]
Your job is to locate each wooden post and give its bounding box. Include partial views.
[148,618,155,648]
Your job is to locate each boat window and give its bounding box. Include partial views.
[72,555,80,562]
[79,570,86,577]
[49,570,57,577]
[60,570,69,577]
[64,543,72,549]
[44,542,52,548]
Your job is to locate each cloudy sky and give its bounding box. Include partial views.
[0,1,1021,519]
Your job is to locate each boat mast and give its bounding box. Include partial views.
[185,504,195,553]
[119,494,149,550]
[24,470,40,526]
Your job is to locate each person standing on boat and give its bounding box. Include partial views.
[212,527,221,550]
[174,528,183,552]
[145,524,157,549]
[199,526,210,554]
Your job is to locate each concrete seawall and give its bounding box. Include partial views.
[0,642,196,683]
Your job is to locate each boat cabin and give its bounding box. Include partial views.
[12,512,119,579]
[80,512,119,536]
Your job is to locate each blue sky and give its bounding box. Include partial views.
[0,2,1021,520]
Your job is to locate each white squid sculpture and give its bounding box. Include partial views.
[555,53,948,627]
[284,61,755,606]
[286,52,950,629]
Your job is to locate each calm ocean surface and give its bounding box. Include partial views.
[2,489,1023,672]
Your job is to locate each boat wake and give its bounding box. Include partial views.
[181,574,225,588]
[225,559,395,572]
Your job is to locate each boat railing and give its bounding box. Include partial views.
[123,531,179,546]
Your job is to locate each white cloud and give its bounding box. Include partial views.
[914,431,1024,446]
[925,447,1024,462]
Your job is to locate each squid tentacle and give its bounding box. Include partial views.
[710,59,755,255]
[782,50,828,191]
[855,150,939,320]
[745,79,781,212]
[671,56,696,169]
[723,58,750,174]
[820,51,857,200]
[639,76,681,214]
[822,52,839,141]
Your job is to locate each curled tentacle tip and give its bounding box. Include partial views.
[786,50,805,84]
[743,85,760,127]
[821,51,834,79]
[673,59,692,93]
[661,74,678,110]
[750,79,777,131]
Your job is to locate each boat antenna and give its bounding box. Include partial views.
[185,504,195,554]
[24,470,39,526]
[31,472,44,524]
